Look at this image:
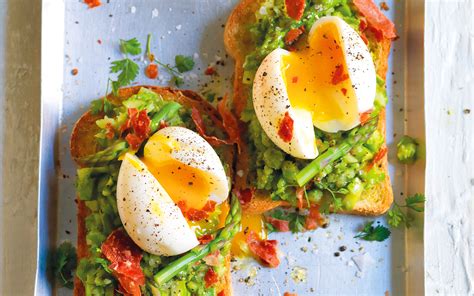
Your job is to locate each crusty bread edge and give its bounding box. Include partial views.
[224,0,393,216]
[70,86,234,295]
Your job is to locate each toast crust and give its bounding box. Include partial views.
[70,86,234,295]
[224,1,393,216]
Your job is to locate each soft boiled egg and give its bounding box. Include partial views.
[253,16,376,159]
[117,126,230,256]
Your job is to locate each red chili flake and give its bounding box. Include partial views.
[266,216,290,232]
[205,66,216,75]
[359,110,373,126]
[235,188,254,205]
[296,187,305,209]
[202,200,217,213]
[285,0,306,21]
[331,64,349,85]
[84,0,101,8]
[380,2,389,11]
[367,147,388,170]
[71,68,78,76]
[97,39,102,44]
[105,123,115,139]
[278,112,294,143]
[341,88,348,96]
[285,26,305,46]
[198,234,214,245]
[246,231,280,267]
[284,293,298,296]
[305,205,323,230]
[101,229,145,296]
[204,268,219,288]
[292,76,299,83]
[353,0,397,40]
[145,63,159,79]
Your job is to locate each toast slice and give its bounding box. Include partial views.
[224,0,393,216]
[70,86,233,295]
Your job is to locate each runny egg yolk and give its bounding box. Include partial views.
[231,213,267,258]
[142,134,212,210]
[282,21,358,126]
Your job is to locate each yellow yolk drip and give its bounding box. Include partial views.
[143,133,212,210]
[282,21,358,125]
[231,213,267,258]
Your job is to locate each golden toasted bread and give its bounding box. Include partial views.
[70,86,233,296]
[224,0,393,216]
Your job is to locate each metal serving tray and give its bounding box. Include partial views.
[35,0,425,295]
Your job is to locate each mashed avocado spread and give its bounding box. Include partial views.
[241,0,388,211]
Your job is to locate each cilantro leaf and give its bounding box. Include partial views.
[110,59,139,94]
[120,38,142,56]
[387,206,404,228]
[52,241,77,289]
[172,75,184,87]
[354,221,390,242]
[288,212,306,233]
[175,55,195,73]
[405,193,425,212]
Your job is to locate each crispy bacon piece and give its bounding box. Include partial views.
[285,26,305,46]
[122,108,151,150]
[285,0,306,21]
[266,216,290,232]
[191,107,231,147]
[217,291,226,296]
[105,123,115,139]
[145,63,158,79]
[359,110,373,126]
[84,0,101,8]
[235,188,254,205]
[198,234,214,245]
[204,268,219,288]
[367,147,388,170]
[353,0,397,40]
[278,112,294,143]
[101,229,145,296]
[305,205,323,230]
[246,231,280,267]
[332,64,349,85]
[176,200,217,222]
[217,95,242,151]
[296,187,305,209]
[203,250,221,266]
[202,200,217,212]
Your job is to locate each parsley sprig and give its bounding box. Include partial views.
[354,221,391,242]
[145,34,195,87]
[51,241,77,289]
[109,38,142,95]
[388,193,425,228]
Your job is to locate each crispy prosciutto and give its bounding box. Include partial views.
[353,0,397,40]
[101,229,145,296]
[285,0,306,21]
[305,205,323,230]
[246,231,280,267]
[204,267,219,288]
[122,108,151,150]
[266,216,290,232]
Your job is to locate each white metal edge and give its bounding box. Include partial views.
[35,0,65,295]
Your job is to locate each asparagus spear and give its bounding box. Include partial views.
[79,140,128,166]
[150,101,182,132]
[154,194,242,285]
[296,121,378,187]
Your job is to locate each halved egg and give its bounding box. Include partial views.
[253,16,376,159]
[116,127,230,256]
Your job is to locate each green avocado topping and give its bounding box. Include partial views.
[241,0,389,211]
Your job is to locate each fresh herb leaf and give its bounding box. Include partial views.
[175,55,195,73]
[405,193,425,212]
[110,58,139,95]
[354,221,390,242]
[120,38,142,56]
[94,258,112,274]
[52,241,77,289]
[172,75,184,87]
[90,98,113,115]
[288,212,306,233]
[387,193,425,228]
